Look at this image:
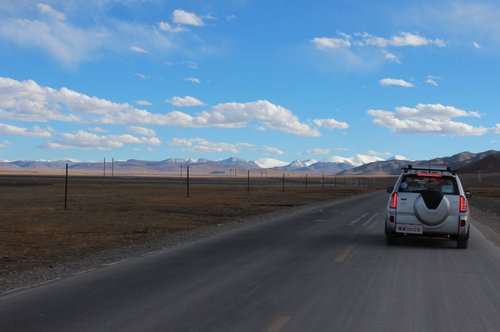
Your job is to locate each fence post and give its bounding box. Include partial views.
[186,165,190,198]
[64,163,68,209]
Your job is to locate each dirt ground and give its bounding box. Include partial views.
[0,175,390,277]
[0,174,498,284]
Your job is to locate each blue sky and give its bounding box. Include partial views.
[0,0,499,164]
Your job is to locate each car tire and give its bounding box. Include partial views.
[386,234,397,245]
[457,228,470,249]
[457,237,468,249]
[385,224,397,245]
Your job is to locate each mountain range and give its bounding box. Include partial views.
[1,150,499,175]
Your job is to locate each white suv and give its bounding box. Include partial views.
[385,165,471,249]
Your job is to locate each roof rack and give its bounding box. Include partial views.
[402,164,458,175]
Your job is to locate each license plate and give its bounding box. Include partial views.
[396,224,423,234]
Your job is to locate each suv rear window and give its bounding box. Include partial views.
[399,174,459,194]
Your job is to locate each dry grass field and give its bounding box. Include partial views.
[0,175,391,277]
[1,172,498,287]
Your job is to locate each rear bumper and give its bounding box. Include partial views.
[385,214,469,238]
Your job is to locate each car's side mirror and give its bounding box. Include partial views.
[387,187,393,193]
[465,191,472,199]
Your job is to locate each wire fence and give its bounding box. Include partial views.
[3,166,498,214]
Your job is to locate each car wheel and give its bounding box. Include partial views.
[385,224,397,245]
[457,237,468,249]
[457,228,470,249]
[386,234,397,245]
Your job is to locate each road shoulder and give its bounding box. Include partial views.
[471,205,500,249]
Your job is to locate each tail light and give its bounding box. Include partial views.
[459,195,467,213]
[389,192,398,209]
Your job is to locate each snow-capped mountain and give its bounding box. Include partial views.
[254,158,289,169]
[282,160,307,170]
[303,159,319,167]
[323,154,384,167]
[386,155,410,161]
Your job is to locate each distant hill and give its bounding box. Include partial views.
[337,159,411,175]
[338,150,500,175]
[1,150,498,175]
[460,152,500,173]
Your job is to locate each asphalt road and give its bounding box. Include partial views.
[1,191,500,332]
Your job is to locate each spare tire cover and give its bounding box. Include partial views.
[414,191,450,225]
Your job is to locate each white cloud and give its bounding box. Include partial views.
[262,145,285,155]
[134,73,150,80]
[382,50,401,63]
[158,21,184,33]
[311,36,351,49]
[359,32,445,48]
[368,103,490,136]
[170,138,247,154]
[307,148,330,155]
[313,31,445,50]
[425,79,438,86]
[473,41,481,49]
[0,76,129,122]
[0,122,52,137]
[409,2,500,48]
[0,18,104,68]
[88,127,108,133]
[0,140,11,148]
[204,101,320,136]
[425,75,442,87]
[44,130,161,150]
[379,78,414,88]
[36,3,66,21]
[390,33,428,47]
[0,77,320,137]
[495,124,500,134]
[311,31,445,68]
[136,100,152,106]
[313,118,349,130]
[0,6,184,68]
[130,46,148,53]
[168,96,205,107]
[367,150,391,157]
[181,61,198,69]
[185,77,201,84]
[172,9,204,27]
[127,126,156,137]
